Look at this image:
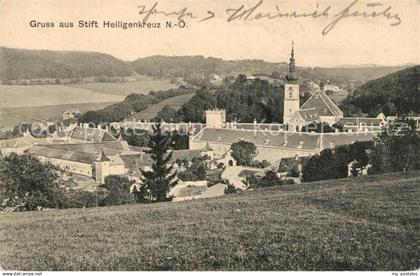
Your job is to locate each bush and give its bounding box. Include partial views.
[245,171,284,189]
[0,153,65,211]
[178,170,199,182]
[231,141,257,166]
[62,190,108,209]
[249,160,271,168]
[283,178,296,185]
[102,176,136,206]
[224,182,237,194]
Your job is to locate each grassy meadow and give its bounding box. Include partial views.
[0,102,116,130]
[127,93,195,121]
[0,171,419,271]
[68,79,178,97]
[0,79,178,129]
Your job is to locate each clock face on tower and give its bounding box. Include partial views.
[285,84,299,100]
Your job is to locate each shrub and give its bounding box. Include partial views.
[231,141,257,166]
[224,182,237,194]
[178,170,199,182]
[245,171,284,189]
[62,190,108,209]
[102,176,136,206]
[0,153,65,211]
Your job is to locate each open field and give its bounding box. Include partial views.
[0,102,117,130]
[69,79,178,96]
[0,80,178,108]
[0,79,180,129]
[0,84,123,108]
[127,93,195,121]
[0,171,419,271]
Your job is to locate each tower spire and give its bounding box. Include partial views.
[286,41,298,82]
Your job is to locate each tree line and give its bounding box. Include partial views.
[302,118,420,182]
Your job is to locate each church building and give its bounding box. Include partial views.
[283,43,343,131]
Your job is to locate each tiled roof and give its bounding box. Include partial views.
[26,141,128,164]
[119,153,145,175]
[70,127,117,143]
[339,117,383,126]
[194,128,321,150]
[0,135,39,149]
[193,128,380,151]
[96,150,110,162]
[296,108,320,123]
[301,90,343,117]
[171,149,202,161]
[28,145,97,164]
[42,142,125,156]
[236,124,283,131]
[321,132,379,149]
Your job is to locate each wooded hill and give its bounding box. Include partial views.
[0,46,410,86]
[341,66,420,116]
[0,47,132,80]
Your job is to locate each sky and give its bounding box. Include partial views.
[0,0,419,67]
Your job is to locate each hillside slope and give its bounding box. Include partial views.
[0,47,132,80]
[131,55,410,85]
[0,171,419,271]
[0,46,411,86]
[342,66,420,116]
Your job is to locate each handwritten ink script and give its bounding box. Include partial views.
[137,0,402,35]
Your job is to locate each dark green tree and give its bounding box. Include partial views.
[230,141,257,166]
[0,153,65,210]
[102,175,136,206]
[156,105,182,123]
[139,122,178,202]
[369,118,420,174]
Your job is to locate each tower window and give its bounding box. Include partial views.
[289,108,292,112]
[289,92,293,98]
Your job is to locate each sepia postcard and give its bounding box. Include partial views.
[0,0,419,274]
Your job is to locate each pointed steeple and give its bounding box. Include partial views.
[286,41,299,82]
[96,149,110,162]
[320,79,325,91]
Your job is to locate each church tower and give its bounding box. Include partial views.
[94,149,110,184]
[283,42,300,124]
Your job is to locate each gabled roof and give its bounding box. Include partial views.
[301,90,343,117]
[26,142,127,164]
[291,108,320,123]
[96,149,110,162]
[203,142,213,151]
[70,127,117,143]
[193,128,321,150]
[28,145,97,164]
[339,117,383,126]
[0,134,39,149]
[192,127,380,152]
[321,132,378,149]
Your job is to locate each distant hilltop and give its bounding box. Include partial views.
[0,46,413,85]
